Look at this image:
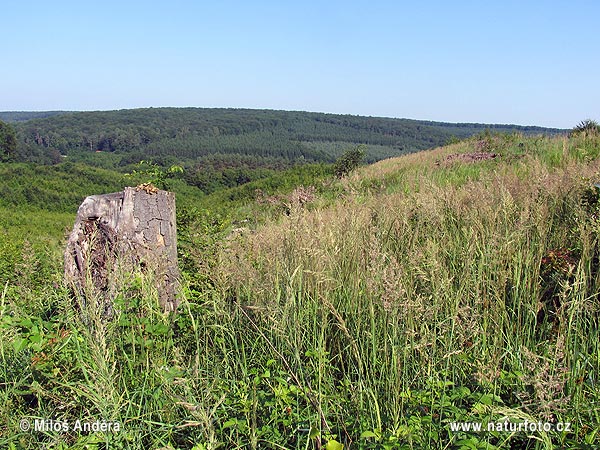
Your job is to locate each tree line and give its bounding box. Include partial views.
[6,108,564,166]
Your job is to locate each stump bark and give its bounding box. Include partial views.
[64,186,180,314]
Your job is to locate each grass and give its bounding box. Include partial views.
[1,132,600,449]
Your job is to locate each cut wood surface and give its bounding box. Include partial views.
[64,185,180,314]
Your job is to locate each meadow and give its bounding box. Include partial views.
[1,130,599,449]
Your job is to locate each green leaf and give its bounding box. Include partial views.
[325,439,344,450]
[150,323,169,335]
[360,430,378,439]
[222,419,238,429]
[454,439,478,449]
[12,337,26,352]
[118,315,131,326]
[477,394,495,405]
[19,318,33,328]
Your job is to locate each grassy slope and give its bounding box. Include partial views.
[215,132,600,448]
[1,132,599,449]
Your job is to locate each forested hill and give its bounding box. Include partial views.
[0,111,67,123]
[10,107,563,165]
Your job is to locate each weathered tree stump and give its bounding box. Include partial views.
[64,185,180,315]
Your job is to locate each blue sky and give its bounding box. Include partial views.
[2,0,598,128]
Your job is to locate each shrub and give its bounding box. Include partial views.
[571,119,599,136]
[333,145,365,178]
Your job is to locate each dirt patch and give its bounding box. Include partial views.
[437,152,499,165]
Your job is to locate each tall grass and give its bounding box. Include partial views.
[1,132,599,449]
[217,133,600,447]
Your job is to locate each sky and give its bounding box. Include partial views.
[1,0,599,128]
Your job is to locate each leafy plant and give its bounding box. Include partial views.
[333,145,366,178]
[127,160,184,189]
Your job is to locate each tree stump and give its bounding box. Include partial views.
[64,185,181,315]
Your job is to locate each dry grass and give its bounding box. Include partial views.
[215,133,600,444]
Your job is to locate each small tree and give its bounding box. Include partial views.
[571,119,600,136]
[333,145,366,178]
[127,160,184,189]
[0,120,17,162]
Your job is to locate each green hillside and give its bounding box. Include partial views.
[0,111,68,123]
[11,108,563,167]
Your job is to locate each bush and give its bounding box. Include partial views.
[333,145,365,178]
[571,119,599,136]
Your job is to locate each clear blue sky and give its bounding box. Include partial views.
[2,0,598,128]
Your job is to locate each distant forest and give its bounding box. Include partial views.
[0,108,564,194]
[0,111,67,123]
[6,108,563,165]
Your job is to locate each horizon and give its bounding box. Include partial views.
[2,1,599,129]
[0,106,568,129]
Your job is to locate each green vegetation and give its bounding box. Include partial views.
[333,145,366,178]
[0,111,67,123]
[6,107,564,198]
[571,119,600,136]
[0,120,17,162]
[0,163,128,212]
[0,121,599,449]
[11,108,562,167]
